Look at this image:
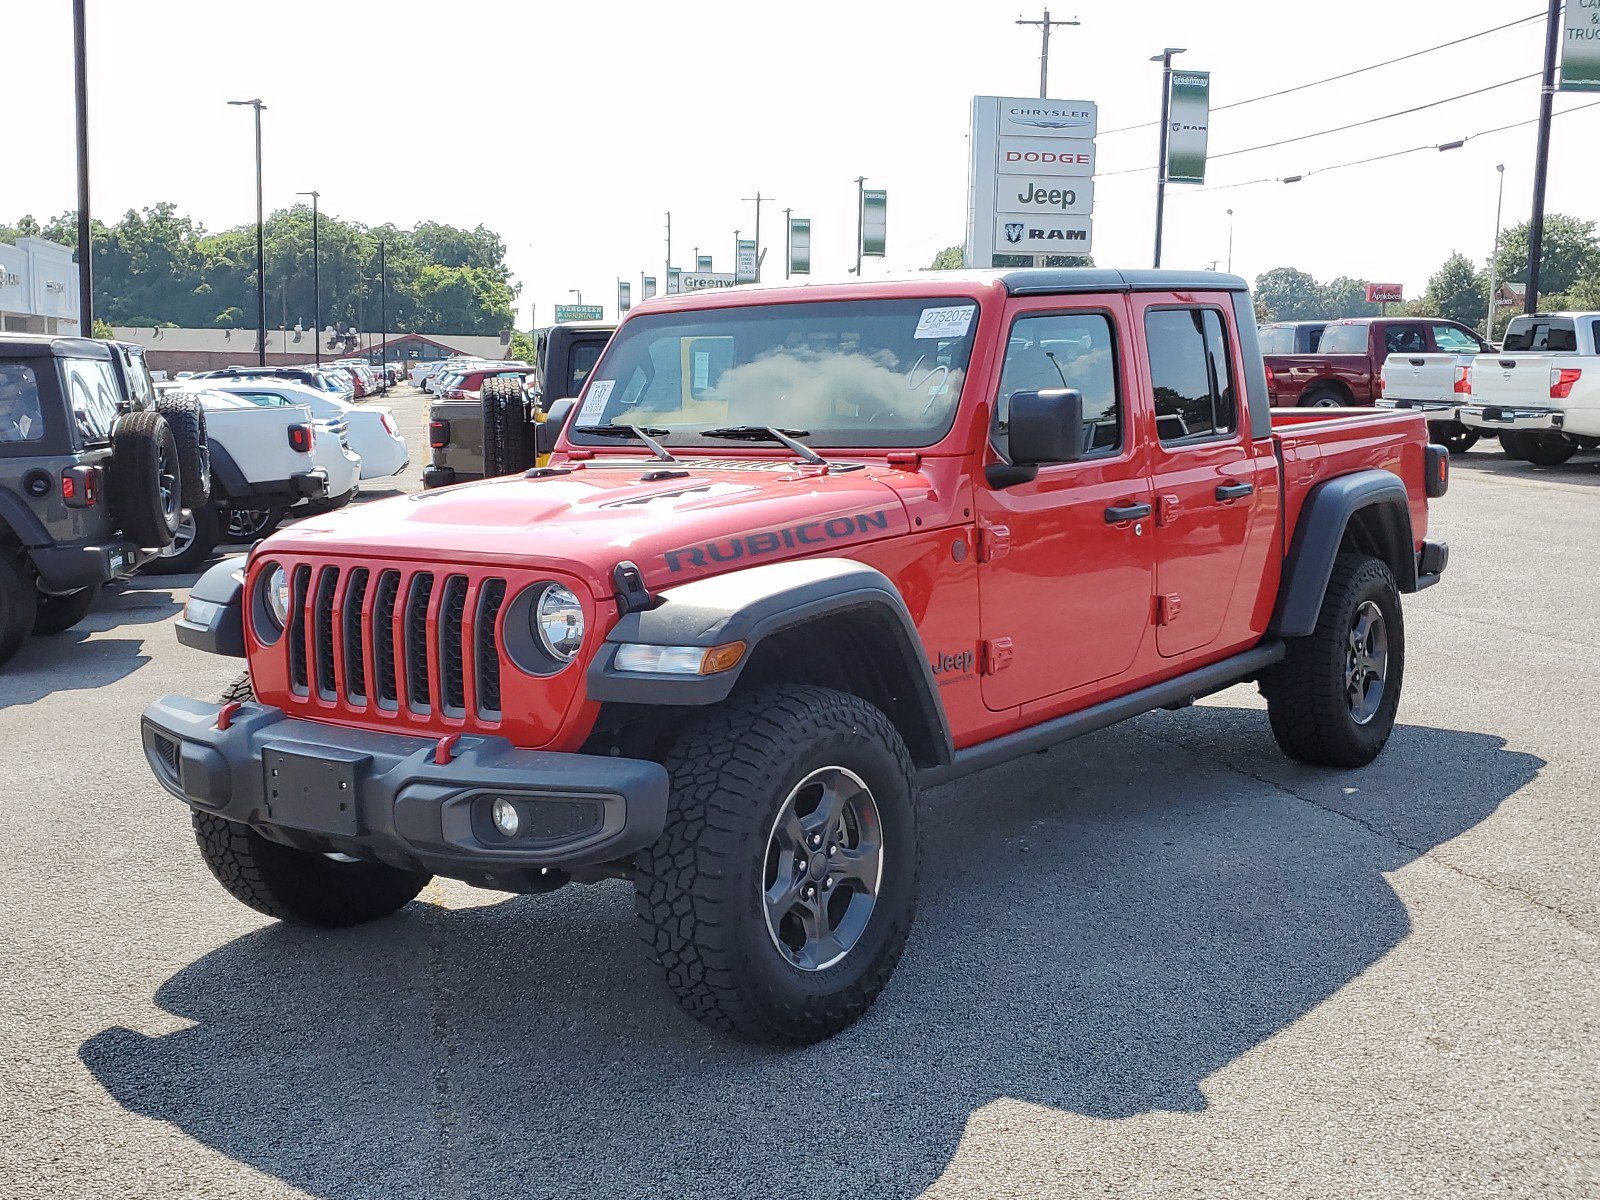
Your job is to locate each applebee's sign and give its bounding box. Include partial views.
[1366,283,1404,304]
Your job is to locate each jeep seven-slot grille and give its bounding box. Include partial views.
[284,563,508,725]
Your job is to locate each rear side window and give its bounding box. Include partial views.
[1145,308,1236,445]
[995,312,1121,458]
[0,364,45,444]
[60,357,121,443]
[1431,324,1484,353]
[1384,325,1426,354]
[1317,323,1368,354]
[1258,326,1293,355]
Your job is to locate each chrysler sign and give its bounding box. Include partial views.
[966,95,1097,266]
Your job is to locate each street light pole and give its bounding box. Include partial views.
[743,192,771,282]
[1015,9,1080,99]
[852,176,867,276]
[295,190,319,365]
[229,98,267,364]
[664,211,672,293]
[1525,0,1562,313]
[72,0,93,334]
[1486,163,1507,338]
[784,207,793,280]
[1151,47,1185,269]
[378,238,388,392]
[1226,208,1235,274]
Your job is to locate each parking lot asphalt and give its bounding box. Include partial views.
[2,395,1597,1199]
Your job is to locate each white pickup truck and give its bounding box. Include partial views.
[1376,326,1487,453]
[1457,312,1600,466]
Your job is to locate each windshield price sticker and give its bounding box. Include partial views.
[915,306,976,340]
[576,380,615,424]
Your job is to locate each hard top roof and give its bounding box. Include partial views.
[0,333,112,361]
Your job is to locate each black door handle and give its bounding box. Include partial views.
[1215,482,1255,501]
[1104,501,1153,524]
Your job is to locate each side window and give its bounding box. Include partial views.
[1385,325,1425,354]
[0,364,45,444]
[1431,324,1483,353]
[60,357,120,443]
[1144,308,1236,445]
[994,312,1121,459]
[567,342,604,397]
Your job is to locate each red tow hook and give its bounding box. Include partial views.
[435,733,462,765]
[215,702,242,731]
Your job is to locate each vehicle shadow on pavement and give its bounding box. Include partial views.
[1451,451,1600,486]
[78,713,1540,1199]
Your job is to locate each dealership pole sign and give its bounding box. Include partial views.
[667,267,682,294]
[860,191,887,258]
[641,275,657,300]
[789,217,811,275]
[735,239,758,283]
[1164,71,1211,185]
[1563,0,1600,91]
[966,96,1097,268]
[696,254,713,271]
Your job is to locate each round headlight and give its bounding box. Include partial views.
[264,565,291,629]
[533,584,584,660]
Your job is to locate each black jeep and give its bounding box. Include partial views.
[0,334,208,666]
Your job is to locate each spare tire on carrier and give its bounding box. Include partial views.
[108,409,183,549]
[481,376,532,477]
[154,392,212,508]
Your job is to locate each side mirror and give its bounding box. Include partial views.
[534,397,576,457]
[989,388,1085,488]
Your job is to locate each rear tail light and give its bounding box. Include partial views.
[288,422,315,453]
[1377,371,1386,395]
[61,465,100,507]
[1264,364,1276,395]
[1551,367,1582,399]
[445,387,466,400]
[1454,366,1472,394]
[380,411,399,436]
[429,419,451,448]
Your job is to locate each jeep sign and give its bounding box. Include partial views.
[966,95,1097,267]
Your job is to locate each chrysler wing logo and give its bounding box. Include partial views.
[1004,223,1025,244]
[1011,116,1093,130]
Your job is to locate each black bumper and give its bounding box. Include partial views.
[140,696,670,888]
[31,539,151,592]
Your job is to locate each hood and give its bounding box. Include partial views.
[264,457,916,592]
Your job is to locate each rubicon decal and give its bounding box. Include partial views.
[663,510,893,573]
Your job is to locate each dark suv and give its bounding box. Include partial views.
[0,334,208,666]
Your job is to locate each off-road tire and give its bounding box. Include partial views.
[189,671,432,926]
[1501,429,1576,467]
[32,583,100,635]
[1300,387,1345,409]
[1262,554,1404,768]
[109,409,181,548]
[1427,420,1478,455]
[634,685,920,1044]
[482,377,530,477]
[0,552,37,668]
[154,394,211,507]
[145,504,220,575]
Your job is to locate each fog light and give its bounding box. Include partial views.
[491,797,520,837]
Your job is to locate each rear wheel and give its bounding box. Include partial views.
[1501,429,1576,466]
[224,506,283,542]
[1426,420,1478,454]
[1262,554,1404,768]
[1300,387,1345,409]
[32,583,100,635]
[145,505,221,575]
[154,394,211,508]
[0,552,37,668]
[109,410,182,548]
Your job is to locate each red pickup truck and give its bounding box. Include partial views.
[1265,316,1491,407]
[143,270,1450,1044]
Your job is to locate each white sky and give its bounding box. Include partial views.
[7,0,1597,329]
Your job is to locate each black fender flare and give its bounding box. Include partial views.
[0,488,53,548]
[1271,469,1417,638]
[588,557,953,768]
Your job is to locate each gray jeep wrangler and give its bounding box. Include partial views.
[0,334,209,667]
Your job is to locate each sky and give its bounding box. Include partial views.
[7,0,1598,330]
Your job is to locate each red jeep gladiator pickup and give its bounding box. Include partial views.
[1265,316,1491,408]
[143,270,1450,1044]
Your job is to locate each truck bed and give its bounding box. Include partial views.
[1270,406,1433,548]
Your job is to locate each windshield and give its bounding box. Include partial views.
[568,297,981,449]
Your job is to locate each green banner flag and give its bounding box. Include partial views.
[1165,71,1210,185]
[861,191,887,258]
[789,218,811,275]
[1563,0,1600,91]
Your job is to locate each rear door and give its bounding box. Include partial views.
[975,298,1156,711]
[1131,299,1262,659]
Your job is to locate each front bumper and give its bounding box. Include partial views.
[140,695,670,888]
[1457,404,1562,432]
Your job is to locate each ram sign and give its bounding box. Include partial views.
[966,96,1097,267]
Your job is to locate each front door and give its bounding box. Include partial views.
[976,304,1156,711]
[1136,302,1261,658]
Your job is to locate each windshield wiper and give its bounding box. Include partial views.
[699,425,826,466]
[573,424,677,462]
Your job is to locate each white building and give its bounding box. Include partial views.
[0,238,81,335]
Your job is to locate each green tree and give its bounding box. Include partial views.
[1490,214,1600,300]
[1417,252,1487,327]
[1254,267,1324,321]
[509,329,538,362]
[1546,275,1600,311]
[91,318,114,339]
[1320,277,1380,319]
[928,245,964,270]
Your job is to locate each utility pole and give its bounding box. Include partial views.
[72,0,93,334]
[743,192,771,282]
[1015,9,1079,99]
[229,98,268,364]
[295,190,320,364]
[852,176,867,276]
[1226,208,1235,273]
[1486,163,1507,338]
[1150,47,1186,269]
[1526,0,1561,314]
[784,207,793,279]
[664,211,672,293]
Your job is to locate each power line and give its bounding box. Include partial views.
[1098,72,1539,176]
[1098,10,1545,137]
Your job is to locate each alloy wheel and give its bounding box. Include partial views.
[1345,599,1389,725]
[161,511,196,559]
[762,765,884,972]
[226,509,274,539]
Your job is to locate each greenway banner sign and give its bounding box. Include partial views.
[1564,0,1600,91]
[789,217,811,275]
[861,191,887,258]
[966,96,1098,267]
[1165,71,1211,185]
[679,272,738,291]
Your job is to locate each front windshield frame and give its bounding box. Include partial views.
[566,296,984,451]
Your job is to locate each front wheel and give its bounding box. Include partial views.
[1262,554,1404,768]
[1300,387,1345,409]
[1501,429,1576,466]
[1427,420,1479,455]
[634,685,920,1044]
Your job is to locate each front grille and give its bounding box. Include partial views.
[281,561,510,726]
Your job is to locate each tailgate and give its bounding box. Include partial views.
[1470,354,1552,407]
[1381,353,1464,402]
